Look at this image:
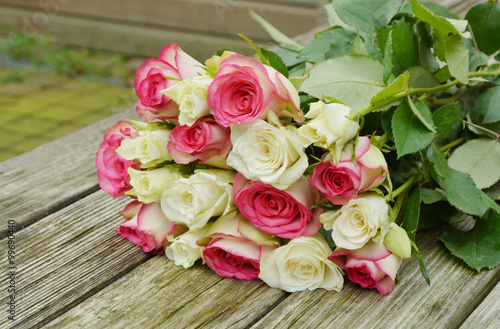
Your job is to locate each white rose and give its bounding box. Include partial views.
[165,226,210,268]
[127,166,182,203]
[226,112,308,189]
[298,101,359,161]
[329,192,389,250]
[117,128,172,168]
[259,233,344,292]
[160,75,213,126]
[160,169,235,230]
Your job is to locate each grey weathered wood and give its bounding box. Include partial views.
[459,280,500,329]
[0,189,151,329]
[0,107,138,237]
[44,257,288,328]
[249,230,500,329]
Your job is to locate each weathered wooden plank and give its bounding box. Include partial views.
[44,256,289,328]
[459,280,500,329]
[249,230,500,329]
[0,0,320,41]
[0,107,138,237]
[0,7,257,60]
[0,189,151,329]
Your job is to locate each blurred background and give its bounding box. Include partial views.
[0,0,325,162]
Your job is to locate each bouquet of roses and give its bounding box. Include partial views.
[96,0,500,295]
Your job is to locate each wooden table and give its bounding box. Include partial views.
[1,1,498,327]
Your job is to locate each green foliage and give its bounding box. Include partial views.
[260,48,289,78]
[300,55,388,110]
[448,138,500,189]
[440,210,500,271]
[392,97,435,157]
[298,28,358,63]
[433,103,459,140]
[465,0,500,55]
[399,186,421,240]
[471,86,500,124]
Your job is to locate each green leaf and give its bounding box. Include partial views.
[444,34,469,83]
[260,48,289,78]
[440,210,500,271]
[413,22,439,72]
[471,86,500,124]
[420,187,445,204]
[248,10,303,50]
[469,50,489,72]
[389,20,420,76]
[400,1,458,19]
[410,0,460,37]
[298,28,358,63]
[400,186,421,241]
[419,201,457,228]
[324,3,351,29]
[433,102,459,140]
[350,35,369,56]
[275,46,303,67]
[410,240,430,285]
[434,65,452,83]
[382,30,394,85]
[448,138,500,189]
[426,143,500,217]
[465,0,500,55]
[301,55,389,110]
[392,98,435,157]
[371,71,409,106]
[381,108,395,141]
[407,97,436,133]
[407,66,440,89]
[332,0,404,36]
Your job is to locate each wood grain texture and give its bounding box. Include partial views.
[44,257,288,329]
[0,107,138,237]
[0,190,151,329]
[249,230,500,329]
[459,280,500,329]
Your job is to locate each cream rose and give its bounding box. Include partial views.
[259,233,344,292]
[226,112,308,189]
[322,193,389,250]
[127,166,182,203]
[160,75,213,126]
[117,128,172,168]
[298,101,359,161]
[160,169,235,230]
[165,226,210,268]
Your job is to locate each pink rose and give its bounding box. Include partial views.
[198,213,280,280]
[116,201,188,254]
[96,120,138,198]
[167,118,232,169]
[135,44,205,121]
[233,174,321,239]
[328,240,403,295]
[310,137,388,205]
[207,54,303,127]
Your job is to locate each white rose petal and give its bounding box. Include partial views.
[259,233,344,292]
[117,129,172,168]
[331,193,389,250]
[160,75,213,126]
[160,170,235,230]
[227,113,308,189]
[166,227,210,268]
[127,167,182,203]
[298,101,359,161]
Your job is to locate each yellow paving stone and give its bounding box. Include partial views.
[0,149,22,163]
[34,105,87,122]
[0,129,24,148]
[5,117,57,135]
[9,136,53,154]
[28,88,74,101]
[41,123,87,140]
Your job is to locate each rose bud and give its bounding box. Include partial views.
[233,173,321,239]
[198,212,281,280]
[116,201,188,254]
[329,238,405,295]
[207,53,303,127]
[96,120,138,198]
[310,136,388,205]
[134,44,205,121]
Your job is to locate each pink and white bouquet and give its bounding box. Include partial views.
[97,0,500,296]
